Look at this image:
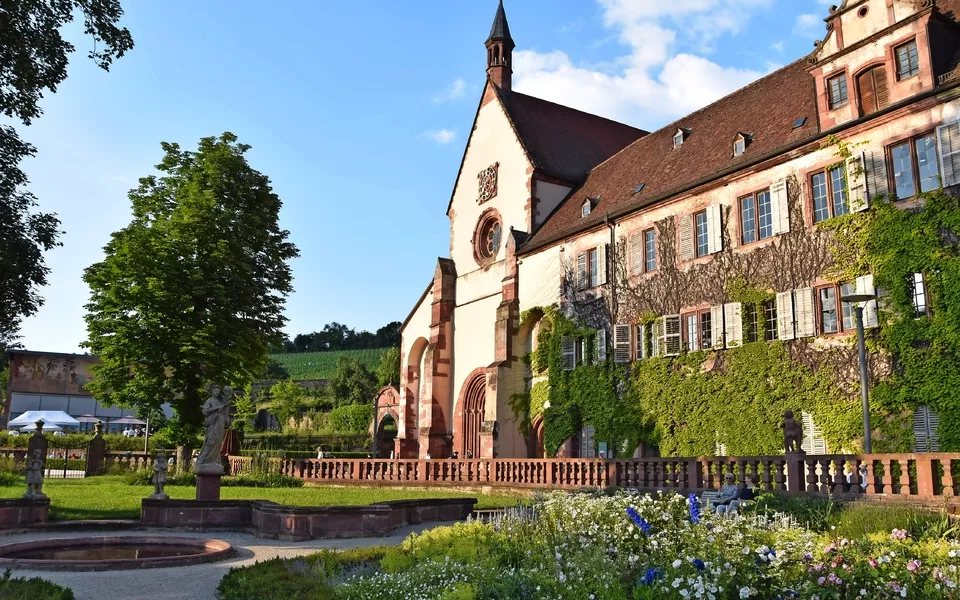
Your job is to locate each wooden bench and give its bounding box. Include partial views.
[700,491,722,510]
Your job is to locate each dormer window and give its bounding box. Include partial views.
[673,129,685,149]
[581,198,594,218]
[733,134,748,157]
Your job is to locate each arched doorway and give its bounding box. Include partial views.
[460,373,486,459]
[528,415,545,458]
[376,413,398,458]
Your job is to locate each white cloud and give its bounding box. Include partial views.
[794,13,823,37]
[432,78,467,104]
[513,0,772,126]
[771,40,785,52]
[424,129,456,144]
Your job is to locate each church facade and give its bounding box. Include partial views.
[394,0,960,459]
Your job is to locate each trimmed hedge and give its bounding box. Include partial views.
[0,571,74,600]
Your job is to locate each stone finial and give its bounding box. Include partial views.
[94,420,103,437]
[33,420,44,435]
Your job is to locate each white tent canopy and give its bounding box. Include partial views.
[20,423,62,432]
[7,411,81,429]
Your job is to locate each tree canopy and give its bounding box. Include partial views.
[83,132,299,430]
[0,0,133,347]
[281,320,402,353]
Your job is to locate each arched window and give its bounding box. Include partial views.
[493,46,500,65]
[857,66,889,116]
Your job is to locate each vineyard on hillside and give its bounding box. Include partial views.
[268,348,390,380]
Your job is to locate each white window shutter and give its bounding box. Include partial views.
[847,154,868,213]
[576,253,587,290]
[855,274,878,328]
[678,214,694,262]
[710,305,725,348]
[863,148,889,201]
[794,287,817,338]
[722,303,742,348]
[613,324,631,364]
[596,328,607,362]
[938,121,960,188]
[629,233,644,276]
[769,179,790,235]
[651,320,663,357]
[637,324,648,359]
[776,291,795,340]
[801,411,827,455]
[561,336,576,371]
[663,315,682,356]
[706,204,723,254]
[597,244,608,285]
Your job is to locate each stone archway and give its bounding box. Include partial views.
[375,411,399,458]
[456,371,487,459]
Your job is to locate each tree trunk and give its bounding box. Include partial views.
[176,444,193,475]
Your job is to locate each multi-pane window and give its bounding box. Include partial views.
[817,284,858,334]
[695,211,709,257]
[840,283,856,331]
[682,310,712,351]
[763,300,778,341]
[674,131,684,149]
[890,134,940,199]
[895,40,920,80]
[827,74,848,109]
[811,165,848,223]
[734,137,746,157]
[745,304,759,343]
[644,229,656,272]
[739,190,772,244]
[588,248,599,288]
[912,272,928,316]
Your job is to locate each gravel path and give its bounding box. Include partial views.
[2,524,454,600]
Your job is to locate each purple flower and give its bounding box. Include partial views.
[692,558,705,572]
[868,559,878,568]
[907,560,921,572]
[687,494,701,525]
[626,507,652,535]
[639,567,663,586]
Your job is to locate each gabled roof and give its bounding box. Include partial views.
[493,85,647,183]
[486,0,513,45]
[520,60,820,252]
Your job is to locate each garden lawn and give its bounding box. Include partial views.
[0,476,524,520]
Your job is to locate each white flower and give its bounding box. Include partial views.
[673,559,683,568]
[860,590,867,596]
[901,588,907,598]
[673,578,682,588]
[739,586,752,599]
[743,547,751,555]
[680,590,690,598]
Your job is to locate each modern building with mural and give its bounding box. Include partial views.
[396,0,960,459]
[3,350,172,430]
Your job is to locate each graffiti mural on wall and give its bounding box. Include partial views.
[9,354,97,396]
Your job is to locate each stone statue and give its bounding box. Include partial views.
[150,452,169,500]
[24,449,47,499]
[195,386,232,474]
[783,409,805,455]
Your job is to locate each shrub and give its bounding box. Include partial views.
[122,469,196,487]
[0,472,22,486]
[217,548,385,600]
[221,474,303,488]
[0,570,74,600]
[327,405,373,434]
[829,502,945,540]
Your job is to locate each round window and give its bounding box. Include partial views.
[858,6,868,17]
[474,213,503,264]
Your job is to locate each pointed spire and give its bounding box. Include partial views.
[486,0,513,46]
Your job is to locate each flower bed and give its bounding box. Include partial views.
[219,490,960,599]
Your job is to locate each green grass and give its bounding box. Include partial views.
[0,476,524,520]
[268,348,390,380]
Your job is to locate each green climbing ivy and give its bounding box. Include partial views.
[824,188,960,451]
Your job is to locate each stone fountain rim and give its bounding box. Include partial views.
[0,535,233,571]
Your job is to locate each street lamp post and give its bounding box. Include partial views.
[841,293,875,454]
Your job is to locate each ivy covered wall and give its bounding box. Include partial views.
[514,186,960,457]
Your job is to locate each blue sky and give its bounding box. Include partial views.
[15,0,834,353]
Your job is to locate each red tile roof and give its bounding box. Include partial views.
[495,86,648,183]
[520,60,821,252]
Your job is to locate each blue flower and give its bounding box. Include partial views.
[626,507,652,535]
[687,493,701,525]
[638,567,663,586]
[692,558,705,572]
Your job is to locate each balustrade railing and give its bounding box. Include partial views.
[226,453,960,499]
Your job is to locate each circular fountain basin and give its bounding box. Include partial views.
[0,536,233,571]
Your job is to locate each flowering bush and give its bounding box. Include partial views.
[219,491,960,600]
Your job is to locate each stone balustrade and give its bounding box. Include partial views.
[228,453,960,500]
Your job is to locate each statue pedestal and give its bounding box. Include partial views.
[195,464,224,501]
[785,451,807,494]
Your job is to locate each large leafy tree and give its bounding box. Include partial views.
[325,356,379,407]
[83,132,299,430]
[0,0,134,346]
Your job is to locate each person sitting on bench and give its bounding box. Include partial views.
[714,473,740,514]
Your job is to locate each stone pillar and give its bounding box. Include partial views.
[785,453,806,494]
[27,421,48,470]
[85,422,107,476]
[195,464,224,501]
